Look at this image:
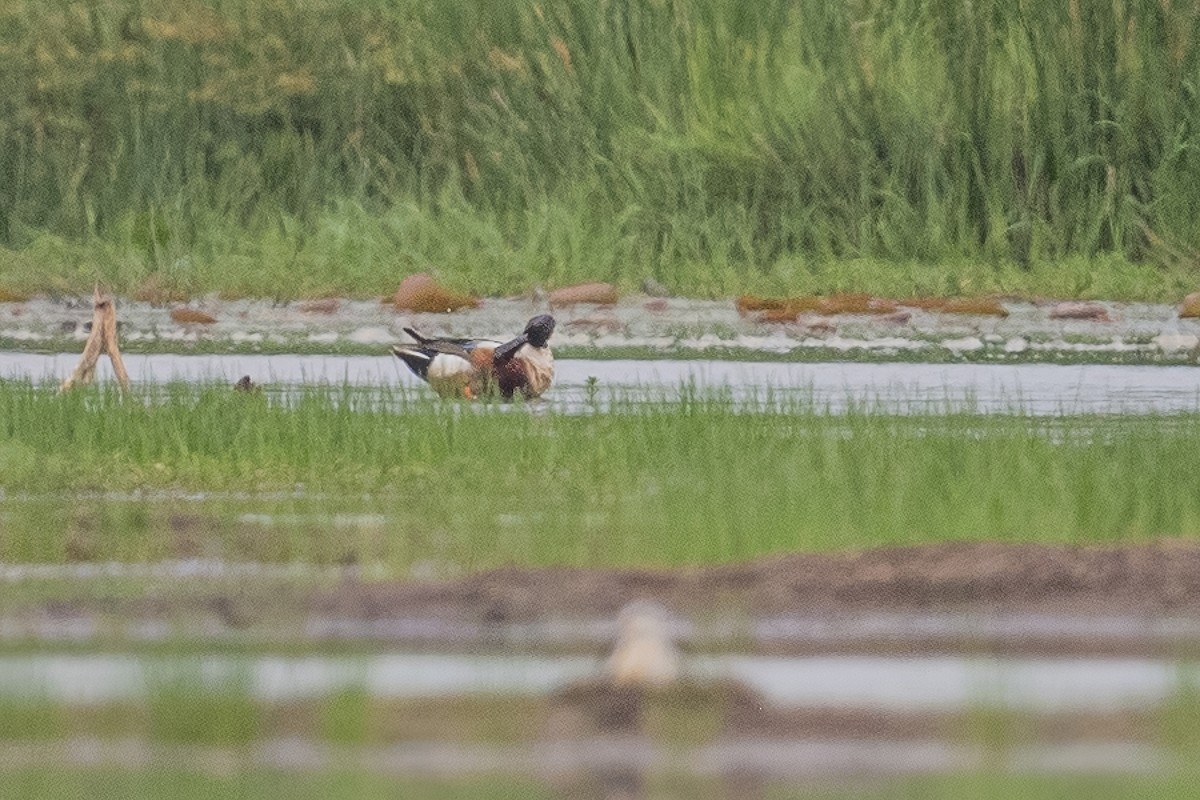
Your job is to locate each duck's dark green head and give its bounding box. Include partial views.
[524,314,556,347]
[493,314,556,363]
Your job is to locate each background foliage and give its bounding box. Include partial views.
[1,0,1198,297]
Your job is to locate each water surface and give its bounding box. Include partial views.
[2,651,1196,713]
[3,352,1198,414]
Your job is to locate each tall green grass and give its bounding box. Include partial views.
[1,381,1198,566]
[0,0,1198,298]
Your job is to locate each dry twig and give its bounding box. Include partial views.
[59,286,131,393]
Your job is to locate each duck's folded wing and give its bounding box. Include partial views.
[403,327,499,352]
[392,339,475,378]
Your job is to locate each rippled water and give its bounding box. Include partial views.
[2,651,1196,713]
[3,352,1199,414]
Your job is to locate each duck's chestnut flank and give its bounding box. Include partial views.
[392,314,556,401]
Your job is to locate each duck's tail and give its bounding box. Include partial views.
[392,344,433,378]
[402,326,433,345]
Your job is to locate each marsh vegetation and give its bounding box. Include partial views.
[3,380,1200,794]
[4,0,1200,792]
[2,0,1199,299]
[2,381,1198,567]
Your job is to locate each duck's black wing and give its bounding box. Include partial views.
[393,327,507,381]
[402,326,483,349]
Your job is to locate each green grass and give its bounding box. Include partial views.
[2,685,1199,798]
[0,768,553,800]
[6,766,1197,800]
[3,768,1199,800]
[1,0,1200,299]
[1,380,1199,568]
[795,773,1200,800]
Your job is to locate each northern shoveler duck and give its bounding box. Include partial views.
[392,314,555,400]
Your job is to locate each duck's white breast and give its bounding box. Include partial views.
[518,347,555,396]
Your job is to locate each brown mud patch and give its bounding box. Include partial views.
[7,541,1200,785]
[10,540,1200,659]
[392,272,481,313]
[549,282,619,307]
[316,539,1200,626]
[1179,292,1200,318]
[169,307,218,325]
[736,293,899,319]
[902,297,1009,316]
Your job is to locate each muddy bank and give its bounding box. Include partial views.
[5,540,1200,788]
[3,294,1200,364]
[318,539,1200,625]
[7,541,1200,657]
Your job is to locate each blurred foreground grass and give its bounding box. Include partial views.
[4,768,1198,800]
[1,684,1199,798]
[2,769,552,800]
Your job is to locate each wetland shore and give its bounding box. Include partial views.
[3,293,1200,365]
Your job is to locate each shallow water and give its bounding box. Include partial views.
[3,352,1199,414]
[0,646,1186,780]
[2,651,1196,713]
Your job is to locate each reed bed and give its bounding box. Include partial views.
[0,0,1198,298]
[1,381,1197,567]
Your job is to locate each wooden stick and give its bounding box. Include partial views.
[59,286,131,393]
[101,290,131,390]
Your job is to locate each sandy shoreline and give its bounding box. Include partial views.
[2,294,1200,363]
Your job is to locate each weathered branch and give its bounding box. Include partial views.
[59,286,131,393]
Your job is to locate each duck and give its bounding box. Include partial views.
[392,314,556,400]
